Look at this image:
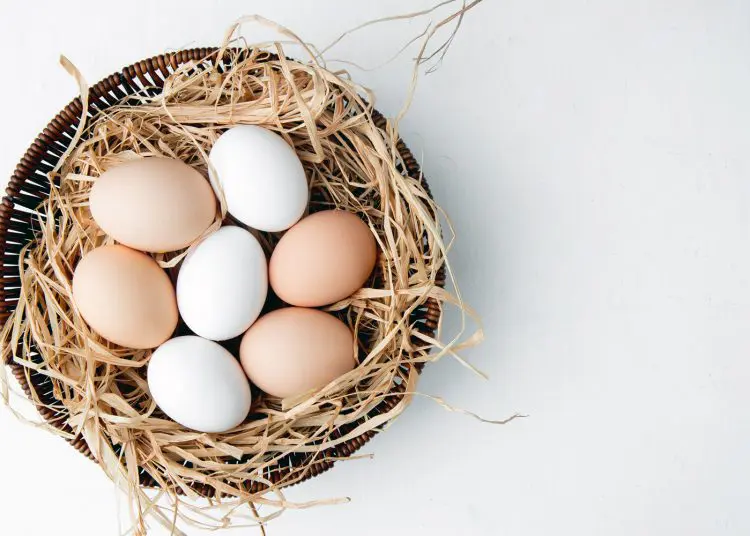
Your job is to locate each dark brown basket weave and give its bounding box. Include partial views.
[0,48,443,494]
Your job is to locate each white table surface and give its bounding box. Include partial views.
[1,1,749,535]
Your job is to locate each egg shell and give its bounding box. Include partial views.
[269,210,377,307]
[148,336,251,433]
[240,307,355,399]
[90,157,216,253]
[177,226,268,341]
[209,125,308,232]
[72,245,178,349]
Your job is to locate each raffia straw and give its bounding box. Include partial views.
[0,2,517,533]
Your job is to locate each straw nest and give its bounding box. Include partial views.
[0,41,464,526]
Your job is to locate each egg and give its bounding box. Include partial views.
[209,125,308,232]
[269,210,377,307]
[177,226,267,341]
[147,336,251,432]
[90,157,216,253]
[240,307,355,399]
[72,245,178,349]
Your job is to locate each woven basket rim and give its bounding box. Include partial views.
[0,47,444,496]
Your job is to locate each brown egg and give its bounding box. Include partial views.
[240,307,355,399]
[269,210,377,307]
[72,245,178,349]
[89,157,216,253]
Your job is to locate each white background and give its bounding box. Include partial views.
[1,1,749,535]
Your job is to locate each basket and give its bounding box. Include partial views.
[0,48,444,495]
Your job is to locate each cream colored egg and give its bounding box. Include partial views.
[240,307,355,399]
[72,245,178,349]
[269,210,377,307]
[90,157,216,253]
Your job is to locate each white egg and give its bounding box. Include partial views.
[147,336,251,433]
[177,226,267,341]
[209,125,308,232]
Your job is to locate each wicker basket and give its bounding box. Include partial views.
[0,48,443,494]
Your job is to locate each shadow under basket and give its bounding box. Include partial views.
[0,48,444,496]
